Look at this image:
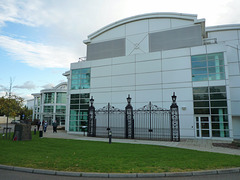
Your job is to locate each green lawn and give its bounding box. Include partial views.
[0,133,240,173]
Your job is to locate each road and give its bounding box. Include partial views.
[1,169,240,180]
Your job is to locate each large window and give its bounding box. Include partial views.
[44,93,55,104]
[43,106,54,113]
[193,86,229,137]
[71,68,90,90]
[191,52,225,81]
[69,93,90,132]
[56,105,66,114]
[56,92,66,104]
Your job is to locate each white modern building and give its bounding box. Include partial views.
[32,82,67,126]
[64,12,240,140]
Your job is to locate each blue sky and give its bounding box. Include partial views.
[0,0,239,103]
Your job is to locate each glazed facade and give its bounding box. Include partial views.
[62,13,240,140]
[32,82,67,126]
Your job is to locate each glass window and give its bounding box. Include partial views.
[56,105,66,114]
[71,68,91,90]
[44,93,55,104]
[56,92,66,104]
[193,86,229,137]
[44,106,54,113]
[191,52,225,82]
[69,93,90,132]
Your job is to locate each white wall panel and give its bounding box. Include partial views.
[208,80,226,87]
[136,51,161,62]
[228,63,240,75]
[136,89,163,103]
[231,102,240,116]
[209,31,238,42]
[136,72,162,85]
[149,18,171,32]
[206,44,225,54]
[229,76,240,87]
[90,58,111,67]
[111,63,135,76]
[112,55,135,65]
[178,115,194,128]
[136,60,161,73]
[92,92,112,105]
[226,46,239,63]
[91,77,111,88]
[190,45,206,55]
[162,56,191,71]
[112,74,135,87]
[162,69,192,83]
[171,19,193,28]
[233,117,240,139]
[92,25,125,42]
[163,82,192,89]
[126,33,149,55]
[162,48,190,59]
[230,87,240,100]
[126,20,148,36]
[136,84,162,91]
[91,66,111,77]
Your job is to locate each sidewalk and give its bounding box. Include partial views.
[42,127,240,156]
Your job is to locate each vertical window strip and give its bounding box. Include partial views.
[193,86,229,137]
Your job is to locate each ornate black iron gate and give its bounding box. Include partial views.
[88,93,180,141]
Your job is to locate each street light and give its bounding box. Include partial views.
[126,94,131,104]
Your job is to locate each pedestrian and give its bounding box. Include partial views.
[52,121,57,133]
[37,120,41,131]
[42,120,45,130]
[43,121,48,132]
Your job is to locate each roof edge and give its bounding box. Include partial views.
[84,12,199,43]
[206,24,240,32]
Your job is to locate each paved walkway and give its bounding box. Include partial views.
[42,128,240,156]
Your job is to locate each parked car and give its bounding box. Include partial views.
[11,120,21,124]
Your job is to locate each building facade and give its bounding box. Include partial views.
[32,82,67,126]
[64,13,240,140]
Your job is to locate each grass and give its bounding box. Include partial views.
[0,132,240,173]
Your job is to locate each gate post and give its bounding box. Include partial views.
[125,94,134,139]
[88,96,96,137]
[170,92,180,142]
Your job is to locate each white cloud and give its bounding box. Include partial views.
[13,81,36,90]
[0,35,77,68]
[41,83,55,89]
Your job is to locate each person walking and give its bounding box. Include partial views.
[37,120,41,131]
[43,121,48,132]
[52,121,58,133]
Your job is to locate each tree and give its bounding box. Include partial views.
[20,105,33,120]
[0,95,24,118]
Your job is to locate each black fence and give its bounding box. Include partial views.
[88,93,180,141]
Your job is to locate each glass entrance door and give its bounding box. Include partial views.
[196,116,211,138]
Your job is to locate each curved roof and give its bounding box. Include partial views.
[206,24,240,32]
[84,12,204,43]
[40,82,67,93]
